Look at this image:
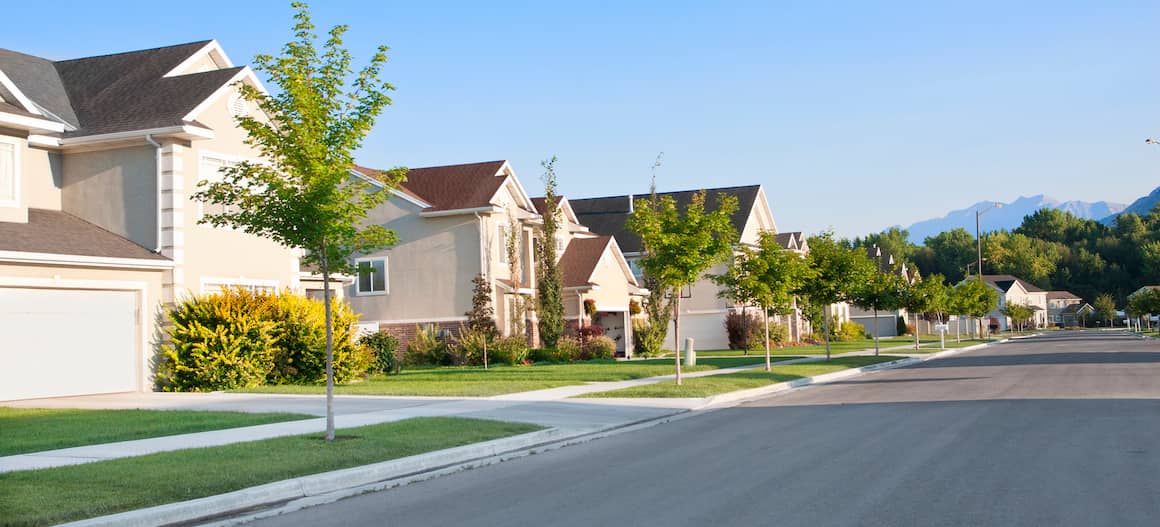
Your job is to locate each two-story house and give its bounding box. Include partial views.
[569,185,778,351]
[0,41,299,401]
[347,161,643,354]
[981,274,1049,331]
[1046,291,1083,325]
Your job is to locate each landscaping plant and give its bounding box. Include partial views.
[359,331,401,375]
[535,156,566,348]
[158,288,278,391]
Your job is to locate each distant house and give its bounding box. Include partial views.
[849,245,915,337]
[1059,302,1095,327]
[569,186,778,351]
[1046,291,1083,325]
[980,274,1049,330]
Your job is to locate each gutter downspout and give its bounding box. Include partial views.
[145,134,162,253]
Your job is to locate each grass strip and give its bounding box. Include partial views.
[0,408,309,457]
[237,357,786,397]
[578,355,904,398]
[0,416,541,527]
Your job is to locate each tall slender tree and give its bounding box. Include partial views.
[850,268,904,355]
[193,2,400,440]
[798,233,875,360]
[535,157,565,348]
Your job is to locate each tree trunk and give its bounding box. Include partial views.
[914,313,919,351]
[321,245,335,442]
[873,307,879,356]
[764,305,771,371]
[823,312,831,361]
[673,291,682,385]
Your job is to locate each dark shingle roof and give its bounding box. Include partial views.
[569,186,761,254]
[0,41,239,137]
[560,236,611,288]
[0,209,169,261]
[775,232,798,250]
[390,161,509,212]
[1047,291,1081,301]
[981,274,1045,293]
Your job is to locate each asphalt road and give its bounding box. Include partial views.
[246,331,1160,527]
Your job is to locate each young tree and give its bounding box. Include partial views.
[628,190,738,384]
[850,268,903,355]
[505,218,529,340]
[955,278,1000,338]
[535,157,565,348]
[194,3,400,440]
[1093,293,1118,327]
[712,231,813,369]
[797,233,875,360]
[1001,302,1034,333]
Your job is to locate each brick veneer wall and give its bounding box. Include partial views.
[377,320,464,350]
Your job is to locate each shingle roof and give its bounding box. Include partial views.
[0,209,169,261]
[981,274,1045,293]
[0,41,239,137]
[560,236,612,288]
[1047,291,1081,301]
[569,186,761,254]
[775,232,798,250]
[380,161,509,212]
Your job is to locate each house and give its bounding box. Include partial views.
[980,274,1049,331]
[531,197,646,356]
[1046,291,1083,325]
[0,41,300,401]
[773,231,811,342]
[346,161,642,355]
[1058,302,1095,327]
[849,245,915,337]
[569,186,778,351]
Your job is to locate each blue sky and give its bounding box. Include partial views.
[8,1,1160,237]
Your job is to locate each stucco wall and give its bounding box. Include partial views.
[61,145,158,250]
[22,145,61,211]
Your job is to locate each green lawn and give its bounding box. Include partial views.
[237,357,792,397]
[579,355,904,398]
[0,417,541,527]
[0,408,309,457]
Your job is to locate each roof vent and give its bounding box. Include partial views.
[628,194,634,213]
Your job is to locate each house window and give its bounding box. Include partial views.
[498,225,509,264]
[357,258,388,295]
[199,154,238,223]
[555,236,565,253]
[0,140,16,205]
[202,279,277,295]
[627,259,643,279]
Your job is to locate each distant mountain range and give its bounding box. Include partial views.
[1101,186,1160,225]
[902,195,1130,244]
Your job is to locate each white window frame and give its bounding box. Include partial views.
[197,151,247,229]
[0,136,20,208]
[355,256,389,296]
[498,224,510,264]
[200,277,279,295]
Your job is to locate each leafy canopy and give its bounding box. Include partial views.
[628,190,739,291]
[193,1,404,273]
[714,230,813,314]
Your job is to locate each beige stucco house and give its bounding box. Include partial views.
[346,161,644,355]
[570,186,779,351]
[981,274,1049,331]
[0,41,299,401]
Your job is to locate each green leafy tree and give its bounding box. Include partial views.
[712,231,813,369]
[850,267,904,355]
[914,228,976,282]
[1093,293,1118,327]
[798,232,875,360]
[953,278,999,339]
[1000,302,1035,333]
[536,157,565,348]
[193,2,399,440]
[628,190,738,384]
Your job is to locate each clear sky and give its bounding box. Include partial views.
[8,1,1160,237]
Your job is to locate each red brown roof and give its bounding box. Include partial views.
[560,236,613,288]
[357,160,509,212]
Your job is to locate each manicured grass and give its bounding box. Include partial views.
[579,355,904,398]
[237,357,787,397]
[0,417,541,527]
[0,408,310,457]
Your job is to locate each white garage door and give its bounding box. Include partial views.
[664,312,730,351]
[0,288,138,401]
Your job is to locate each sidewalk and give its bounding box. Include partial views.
[0,340,977,474]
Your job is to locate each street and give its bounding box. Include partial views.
[246,331,1160,527]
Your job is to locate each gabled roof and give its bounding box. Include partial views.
[0,209,169,262]
[775,232,800,251]
[569,185,761,254]
[981,274,1045,293]
[1047,291,1081,301]
[559,235,637,288]
[531,196,582,226]
[395,160,510,212]
[0,40,251,138]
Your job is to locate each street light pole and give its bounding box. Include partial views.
[975,203,1001,338]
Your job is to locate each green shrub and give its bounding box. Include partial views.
[557,336,584,361]
[896,315,908,336]
[528,348,570,363]
[489,336,529,365]
[267,294,370,385]
[632,319,665,357]
[767,321,789,347]
[834,321,867,342]
[360,331,400,375]
[158,288,278,391]
[585,335,617,359]
[404,325,445,366]
[452,324,490,366]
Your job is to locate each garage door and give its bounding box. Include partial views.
[0,288,138,401]
[664,312,730,351]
